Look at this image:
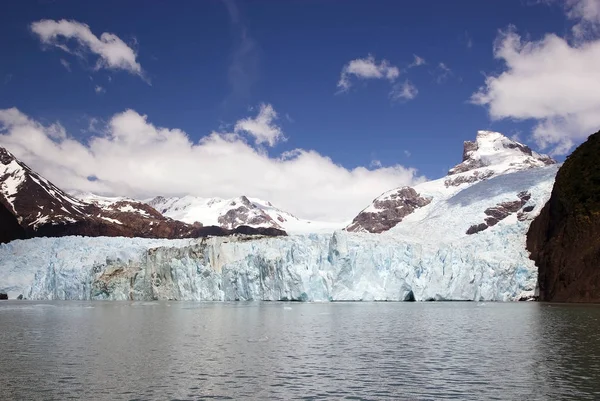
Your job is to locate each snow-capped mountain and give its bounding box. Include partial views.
[148,195,343,234]
[347,131,556,233]
[0,146,286,242]
[0,130,560,301]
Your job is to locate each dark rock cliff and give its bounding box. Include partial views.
[0,202,25,243]
[527,131,600,302]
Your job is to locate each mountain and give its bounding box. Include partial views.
[0,147,286,243]
[1,130,559,301]
[147,195,343,234]
[528,130,600,302]
[347,131,556,233]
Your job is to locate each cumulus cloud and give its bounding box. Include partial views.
[390,80,418,101]
[337,55,400,92]
[0,107,423,222]
[471,25,600,155]
[234,103,284,146]
[30,19,147,82]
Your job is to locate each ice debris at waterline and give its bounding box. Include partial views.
[0,228,536,302]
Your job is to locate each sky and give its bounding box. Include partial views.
[0,0,599,222]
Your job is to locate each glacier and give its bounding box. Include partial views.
[0,165,558,302]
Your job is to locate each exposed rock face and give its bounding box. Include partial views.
[217,196,283,230]
[0,147,286,243]
[467,191,532,235]
[0,202,25,243]
[445,170,494,187]
[445,131,556,188]
[346,187,432,233]
[448,131,555,176]
[147,195,290,231]
[527,131,600,302]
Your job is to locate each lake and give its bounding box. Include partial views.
[1,301,599,400]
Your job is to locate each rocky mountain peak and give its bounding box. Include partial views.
[346,186,432,233]
[0,147,287,243]
[448,131,555,176]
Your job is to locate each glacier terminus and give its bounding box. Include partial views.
[0,131,559,302]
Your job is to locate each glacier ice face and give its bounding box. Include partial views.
[0,165,558,302]
[0,226,537,302]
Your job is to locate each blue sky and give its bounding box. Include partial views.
[0,0,598,220]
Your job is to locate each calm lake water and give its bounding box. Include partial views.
[1,301,600,400]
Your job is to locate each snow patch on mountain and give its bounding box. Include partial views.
[347,131,556,233]
[148,195,343,234]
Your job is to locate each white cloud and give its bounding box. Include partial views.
[471,25,600,155]
[404,150,411,158]
[94,85,105,94]
[390,80,418,101]
[60,58,71,71]
[337,55,400,92]
[0,107,424,222]
[436,63,452,83]
[369,159,382,168]
[563,0,600,38]
[407,54,426,68]
[234,103,284,147]
[30,19,147,82]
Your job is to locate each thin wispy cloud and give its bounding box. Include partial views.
[30,19,149,83]
[464,31,473,48]
[94,85,105,94]
[390,80,418,101]
[435,62,453,83]
[223,0,260,100]
[407,54,426,69]
[59,58,71,71]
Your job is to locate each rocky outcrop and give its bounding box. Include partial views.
[448,131,555,177]
[0,202,25,243]
[527,131,600,302]
[217,196,283,230]
[467,191,532,235]
[346,187,432,233]
[445,170,494,187]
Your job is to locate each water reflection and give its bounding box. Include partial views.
[0,301,599,400]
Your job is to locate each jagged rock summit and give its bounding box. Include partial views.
[346,130,556,234]
[448,130,555,176]
[0,147,286,243]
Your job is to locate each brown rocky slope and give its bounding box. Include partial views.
[527,130,600,302]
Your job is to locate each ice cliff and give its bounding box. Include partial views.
[0,164,558,302]
[0,131,560,302]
